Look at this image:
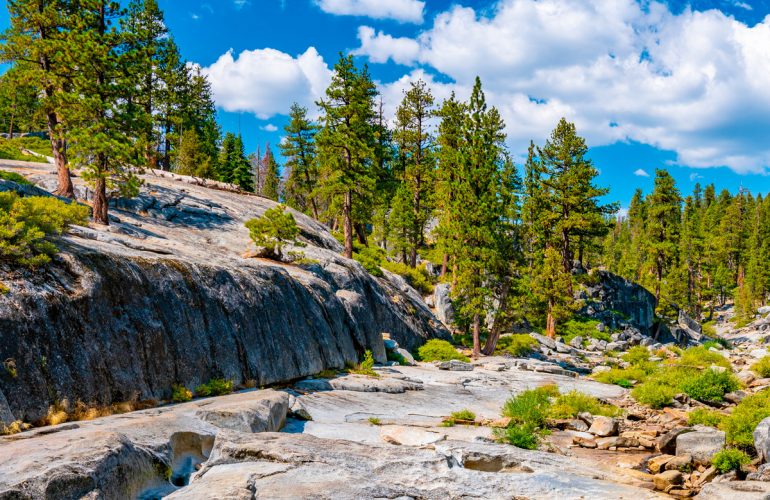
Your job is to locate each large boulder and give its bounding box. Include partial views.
[579,270,656,334]
[675,428,725,465]
[433,284,455,325]
[755,417,770,463]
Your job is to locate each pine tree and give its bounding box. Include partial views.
[2,0,76,197]
[388,184,416,263]
[232,135,254,192]
[434,92,465,277]
[218,132,238,183]
[644,169,682,308]
[315,54,377,259]
[533,246,575,337]
[535,118,617,277]
[392,80,435,267]
[0,64,44,135]
[280,103,318,217]
[449,77,510,357]
[174,129,212,178]
[260,145,281,201]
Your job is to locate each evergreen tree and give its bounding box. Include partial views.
[644,169,682,308]
[315,54,377,259]
[280,103,318,217]
[2,0,76,197]
[449,77,510,357]
[391,80,435,267]
[0,64,44,135]
[174,129,212,178]
[260,145,281,201]
[232,135,254,192]
[218,132,238,183]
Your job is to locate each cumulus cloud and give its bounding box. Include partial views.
[201,47,332,119]
[355,0,770,173]
[261,124,279,132]
[634,169,650,177]
[352,26,420,65]
[316,0,424,23]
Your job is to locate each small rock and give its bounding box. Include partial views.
[658,427,693,454]
[665,454,692,471]
[750,348,769,359]
[653,470,683,491]
[569,336,584,349]
[648,454,675,474]
[438,360,474,371]
[724,391,747,405]
[383,339,399,350]
[592,365,611,374]
[578,412,594,426]
[568,419,589,432]
[588,416,618,437]
[696,466,718,486]
[395,348,416,366]
[746,463,770,482]
[488,417,512,428]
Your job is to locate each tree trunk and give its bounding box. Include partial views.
[472,314,481,358]
[50,121,74,199]
[8,101,16,137]
[481,280,511,355]
[92,174,108,225]
[440,253,448,278]
[355,223,367,246]
[343,190,353,259]
[545,299,556,338]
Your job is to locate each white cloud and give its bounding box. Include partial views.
[634,169,650,177]
[261,124,279,132]
[354,0,770,173]
[316,0,425,23]
[352,26,420,65]
[201,47,332,120]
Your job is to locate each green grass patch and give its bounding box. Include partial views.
[443,408,476,427]
[558,317,612,345]
[702,321,717,338]
[687,408,725,428]
[622,346,651,365]
[0,170,31,185]
[368,417,381,426]
[720,389,770,451]
[416,339,469,362]
[315,369,338,379]
[494,424,540,449]
[495,334,538,358]
[592,363,656,388]
[548,391,622,419]
[751,356,770,378]
[675,345,731,369]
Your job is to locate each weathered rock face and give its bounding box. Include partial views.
[580,270,656,334]
[0,163,449,425]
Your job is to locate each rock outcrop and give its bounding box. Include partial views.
[580,270,656,334]
[0,162,449,425]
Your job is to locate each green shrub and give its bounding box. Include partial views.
[548,391,621,419]
[315,369,338,379]
[687,408,725,428]
[0,193,89,267]
[450,409,476,421]
[0,141,37,162]
[416,339,469,362]
[0,170,31,185]
[350,350,378,377]
[352,246,385,276]
[496,334,538,358]
[702,339,731,350]
[751,356,770,378]
[676,346,731,369]
[592,363,655,387]
[194,378,234,397]
[680,369,739,403]
[501,385,558,427]
[368,417,381,425]
[495,424,539,450]
[631,380,678,409]
[381,260,435,295]
[244,205,303,260]
[712,449,751,473]
[171,384,192,403]
[721,389,770,449]
[559,317,611,345]
[702,321,717,338]
[12,137,52,157]
[622,346,651,365]
[386,350,407,365]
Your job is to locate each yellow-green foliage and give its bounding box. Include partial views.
[194,378,234,397]
[381,260,435,295]
[171,384,192,403]
[0,420,31,435]
[687,408,725,428]
[675,346,731,369]
[751,356,770,378]
[720,389,770,450]
[416,339,469,362]
[496,334,538,357]
[622,346,650,365]
[632,365,739,408]
[712,449,751,473]
[701,321,717,338]
[548,391,622,419]
[0,193,89,267]
[0,141,38,162]
[559,317,611,344]
[350,350,378,377]
[501,384,559,427]
[367,417,381,425]
[592,363,656,388]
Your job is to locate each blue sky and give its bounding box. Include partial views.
[3,0,770,207]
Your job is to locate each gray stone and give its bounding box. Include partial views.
[195,391,289,433]
[569,336,584,348]
[697,481,770,499]
[754,417,770,463]
[433,283,455,325]
[606,341,629,352]
[658,427,694,454]
[530,332,557,350]
[438,360,474,371]
[676,429,725,465]
[588,416,618,437]
[395,348,416,366]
